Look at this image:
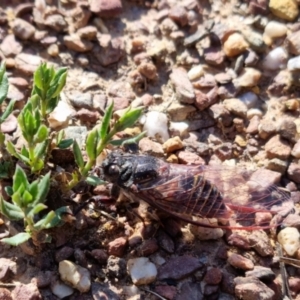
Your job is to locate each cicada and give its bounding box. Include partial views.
[101,151,294,230]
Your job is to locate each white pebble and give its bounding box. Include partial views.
[238,92,258,108]
[188,65,204,81]
[127,257,157,285]
[263,47,288,71]
[169,121,189,137]
[51,280,74,299]
[233,68,261,87]
[48,100,75,130]
[288,56,300,71]
[142,111,169,142]
[247,108,263,119]
[277,227,300,256]
[59,260,91,293]
[264,21,287,39]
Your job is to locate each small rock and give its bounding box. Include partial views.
[170,68,195,104]
[75,109,100,123]
[233,68,261,88]
[285,99,299,111]
[277,227,300,256]
[155,285,177,300]
[291,139,300,158]
[266,158,288,174]
[90,249,108,264]
[239,92,258,108]
[91,283,120,300]
[188,65,204,81]
[163,136,183,153]
[48,101,75,130]
[157,230,175,253]
[137,62,157,80]
[223,33,249,57]
[245,266,276,282]
[90,0,123,17]
[249,168,281,188]
[55,246,74,263]
[204,47,225,66]
[278,119,296,141]
[77,26,97,40]
[177,151,205,165]
[204,267,222,285]
[227,253,254,270]
[263,47,288,70]
[248,230,273,257]
[194,87,218,111]
[269,0,299,21]
[246,115,260,134]
[242,29,265,52]
[68,91,93,110]
[288,162,300,184]
[189,219,224,240]
[194,74,216,88]
[227,232,251,250]
[169,121,189,137]
[47,44,59,57]
[215,142,233,160]
[141,111,169,142]
[15,53,42,74]
[286,31,300,55]
[51,280,74,299]
[12,18,35,40]
[107,256,127,278]
[167,102,196,122]
[204,284,219,298]
[0,114,17,133]
[59,260,91,293]
[45,14,68,32]
[258,120,277,139]
[223,98,247,117]
[127,257,157,285]
[0,288,12,300]
[264,21,287,43]
[11,283,42,300]
[108,237,127,257]
[288,55,300,71]
[36,271,53,288]
[139,138,164,156]
[64,35,93,52]
[169,6,188,27]
[176,282,203,300]
[158,255,204,280]
[234,277,275,300]
[265,134,292,159]
[288,277,300,294]
[218,82,238,99]
[138,239,159,256]
[0,34,23,57]
[141,94,154,106]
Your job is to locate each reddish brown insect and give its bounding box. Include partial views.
[101,152,294,230]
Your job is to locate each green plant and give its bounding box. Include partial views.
[6,63,70,173]
[70,103,145,188]
[0,165,67,246]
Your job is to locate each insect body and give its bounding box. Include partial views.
[101,152,294,230]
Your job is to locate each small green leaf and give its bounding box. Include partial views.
[0,100,15,123]
[12,186,24,207]
[46,96,59,114]
[115,107,143,132]
[46,68,67,99]
[4,186,13,196]
[33,64,46,91]
[13,165,28,193]
[34,140,49,160]
[29,94,40,109]
[57,138,73,149]
[33,210,55,230]
[28,181,38,200]
[34,124,49,143]
[86,175,105,186]
[109,131,147,146]
[32,159,44,172]
[73,140,84,169]
[86,128,99,161]
[1,232,31,246]
[21,146,29,158]
[44,206,70,228]
[6,140,17,156]
[0,62,8,105]
[27,203,47,218]
[0,197,24,220]
[33,172,50,205]
[100,102,114,140]
[22,190,33,205]
[57,130,64,144]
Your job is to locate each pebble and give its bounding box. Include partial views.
[64,35,93,52]
[286,31,300,55]
[238,92,258,108]
[169,5,188,27]
[127,257,157,285]
[12,18,35,40]
[137,62,157,80]
[263,21,287,43]
[266,158,288,173]
[48,101,75,130]
[0,114,17,133]
[227,253,254,270]
[0,288,12,300]
[248,230,274,257]
[155,285,177,300]
[234,277,275,299]
[0,34,23,57]
[265,134,292,159]
[139,138,164,156]
[288,162,300,183]
[169,121,189,137]
[242,29,265,52]
[246,115,260,134]
[291,139,300,158]
[157,255,204,280]
[289,277,300,294]
[277,227,300,256]
[163,136,184,153]
[138,239,159,256]
[189,219,224,240]
[249,168,281,188]
[59,260,91,293]
[177,151,205,165]
[223,98,248,118]
[11,283,42,300]
[245,266,276,282]
[157,230,175,253]
[108,237,128,257]
[233,68,261,88]
[204,46,225,66]
[167,102,196,122]
[55,246,74,263]
[15,53,42,74]
[223,33,249,57]
[170,68,195,104]
[204,267,223,285]
[67,91,93,110]
[269,0,299,21]
[90,0,122,17]
[75,109,100,124]
[262,47,288,70]
[141,111,169,142]
[258,119,277,139]
[51,280,74,299]
[77,26,97,40]
[176,282,203,300]
[288,56,300,71]
[188,65,204,81]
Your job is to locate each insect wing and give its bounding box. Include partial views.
[135,164,294,230]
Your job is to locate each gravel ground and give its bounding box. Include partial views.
[1,0,300,299]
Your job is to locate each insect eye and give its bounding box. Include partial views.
[108,165,120,177]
